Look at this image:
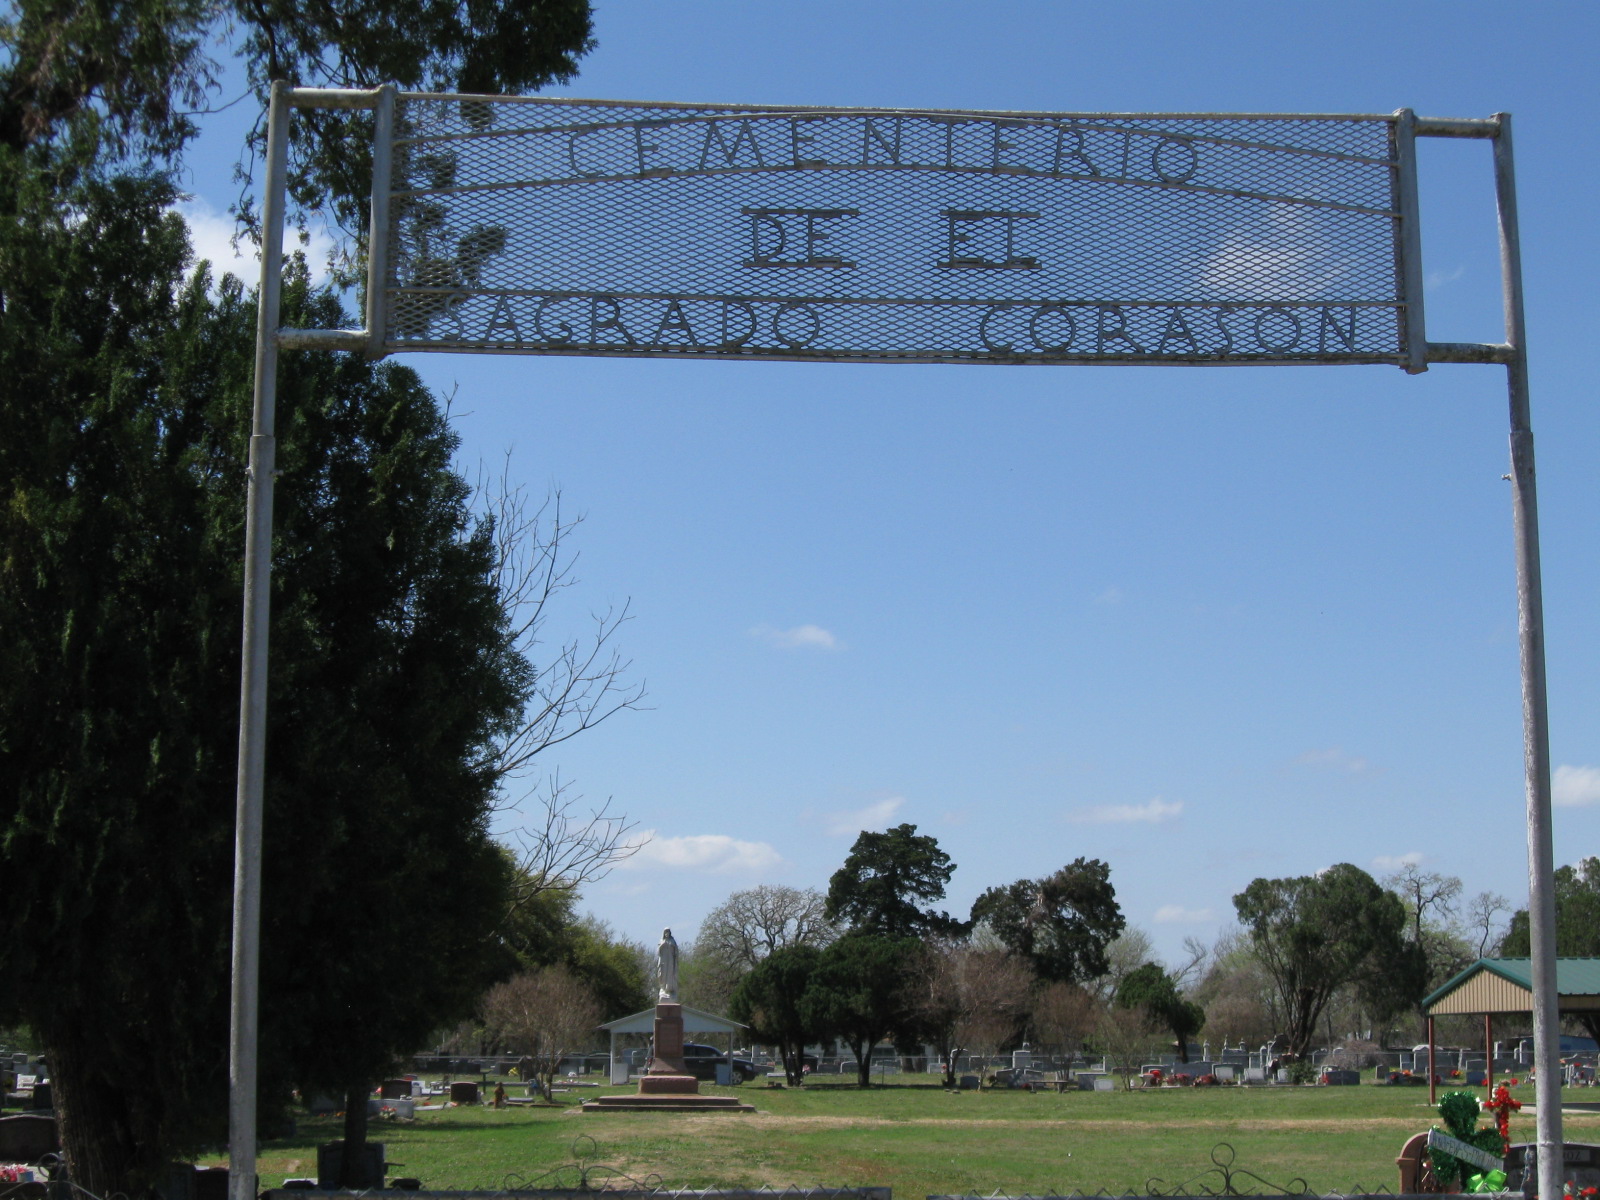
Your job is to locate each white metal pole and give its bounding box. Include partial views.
[1494,111,1564,1200]
[229,77,291,1200]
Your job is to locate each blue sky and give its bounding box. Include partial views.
[186,2,1600,967]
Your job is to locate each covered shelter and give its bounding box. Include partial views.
[1421,957,1600,1102]
[596,1005,748,1083]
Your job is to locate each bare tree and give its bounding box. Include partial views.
[1466,890,1512,957]
[915,941,1035,1088]
[1095,1001,1160,1090]
[677,938,746,1015]
[472,477,650,904]
[1030,980,1098,1072]
[480,965,602,1101]
[1385,864,1463,948]
[697,885,839,968]
[1090,927,1155,1003]
[1190,927,1279,1050]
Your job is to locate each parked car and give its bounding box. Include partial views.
[681,1043,758,1083]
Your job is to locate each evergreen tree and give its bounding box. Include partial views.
[824,824,963,938]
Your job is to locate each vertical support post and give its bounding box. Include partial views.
[365,85,397,357]
[1394,108,1429,374]
[1427,1017,1440,1107]
[1494,110,1564,1200]
[1486,1013,1494,1095]
[229,78,291,1200]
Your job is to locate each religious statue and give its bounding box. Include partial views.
[657,927,679,1001]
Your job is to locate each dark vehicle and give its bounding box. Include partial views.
[681,1043,758,1083]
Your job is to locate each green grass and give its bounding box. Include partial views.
[223,1080,1600,1196]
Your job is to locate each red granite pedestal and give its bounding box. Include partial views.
[583,1001,754,1113]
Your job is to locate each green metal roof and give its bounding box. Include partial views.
[1422,957,1600,1011]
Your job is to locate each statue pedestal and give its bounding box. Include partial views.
[582,1000,755,1113]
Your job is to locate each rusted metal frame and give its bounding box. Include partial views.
[1428,1014,1436,1106]
[390,165,1400,217]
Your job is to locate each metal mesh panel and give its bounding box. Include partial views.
[383,97,1409,364]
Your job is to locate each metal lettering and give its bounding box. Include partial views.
[772,302,822,349]
[566,126,604,178]
[652,299,699,347]
[991,121,1023,172]
[977,304,1015,352]
[698,119,766,170]
[1214,305,1237,354]
[790,115,829,168]
[1318,305,1358,352]
[484,295,523,345]
[533,296,575,346]
[634,121,671,174]
[741,208,858,267]
[588,296,636,347]
[719,300,757,348]
[1253,305,1303,352]
[1096,304,1146,354]
[1156,307,1201,354]
[1027,304,1077,353]
[939,210,1040,269]
[1151,135,1199,184]
[862,117,903,165]
[1051,124,1099,176]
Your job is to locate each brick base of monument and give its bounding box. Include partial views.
[582,1000,755,1114]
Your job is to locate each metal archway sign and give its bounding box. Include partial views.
[231,84,1561,1200]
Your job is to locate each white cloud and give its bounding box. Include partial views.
[1372,851,1425,871]
[175,198,335,285]
[622,832,781,874]
[1201,205,1355,301]
[1067,796,1183,825]
[1154,904,1214,924]
[1294,747,1373,775]
[1554,765,1600,808]
[750,623,840,651]
[1094,586,1124,606]
[1426,265,1467,290]
[825,795,905,837]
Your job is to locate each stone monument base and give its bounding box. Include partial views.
[581,997,756,1113]
[581,1092,755,1113]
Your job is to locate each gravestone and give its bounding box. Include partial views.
[379,1080,411,1099]
[448,1081,479,1105]
[0,1114,58,1161]
[1506,1142,1600,1194]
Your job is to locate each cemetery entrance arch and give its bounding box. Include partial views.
[228,84,1559,1200]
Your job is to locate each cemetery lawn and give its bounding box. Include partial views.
[220,1082,1600,1196]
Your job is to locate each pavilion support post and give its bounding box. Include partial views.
[1486,1013,1494,1094]
[1429,1014,1437,1106]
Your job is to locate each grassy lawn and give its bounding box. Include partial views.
[226,1080,1600,1196]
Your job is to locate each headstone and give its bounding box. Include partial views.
[448,1081,479,1104]
[1214,1066,1236,1082]
[316,1142,386,1190]
[1244,1067,1266,1084]
[0,1114,58,1161]
[1320,1068,1360,1086]
[1506,1142,1600,1194]
[1093,1077,1116,1091]
[959,1074,981,1090]
[379,1080,411,1099]
[307,1094,337,1115]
